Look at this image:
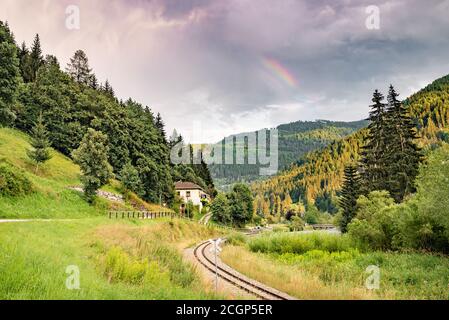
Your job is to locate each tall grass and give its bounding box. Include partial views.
[0,218,223,299]
[221,231,449,299]
[248,232,359,255]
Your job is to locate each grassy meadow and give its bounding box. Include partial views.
[0,127,225,300]
[0,218,224,299]
[221,232,449,300]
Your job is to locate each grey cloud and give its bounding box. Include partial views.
[1,0,449,142]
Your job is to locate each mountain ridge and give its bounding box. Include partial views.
[252,73,449,214]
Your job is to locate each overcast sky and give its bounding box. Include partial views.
[1,0,449,142]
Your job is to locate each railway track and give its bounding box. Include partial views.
[193,239,295,300]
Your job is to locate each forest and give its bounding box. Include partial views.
[208,119,367,189]
[252,74,449,217]
[0,21,215,206]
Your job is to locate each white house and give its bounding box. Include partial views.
[175,181,209,210]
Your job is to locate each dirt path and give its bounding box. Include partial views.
[0,219,74,223]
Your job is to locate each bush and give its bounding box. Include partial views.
[184,200,197,219]
[289,216,305,231]
[0,163,33,196]
[348,191,400,250]
[103,246,170,286]
[304,205,319,224]
[226,232,247,246]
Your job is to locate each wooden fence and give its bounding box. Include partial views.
[108,210,176,219]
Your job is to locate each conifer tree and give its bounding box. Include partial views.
[339,164,361,233]
[18,41,33,82]
[102,79,115,97]
[385,85,422,201]
[360,90,389,194]
[29,34,44,82]
[66,49,92,85]
[0,21,20,126]
[155,112,166,142]
[89,74,99,90]
[27,113,52,173]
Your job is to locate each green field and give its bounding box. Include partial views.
[0,218,223,299]
[221,232,449,300]
[0,128,226,300]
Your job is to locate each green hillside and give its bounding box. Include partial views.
[208,120,367,189]
[0,127,105,218]
[252,74,449,212]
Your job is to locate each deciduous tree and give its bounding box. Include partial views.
[72,129,114,202]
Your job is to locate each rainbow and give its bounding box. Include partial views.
[262,57,298,88]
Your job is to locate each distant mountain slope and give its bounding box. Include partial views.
[252,74,449,212]
[208,120,368,189]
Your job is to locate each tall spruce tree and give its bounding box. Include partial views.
[360,90,389,194]
[155,112,167,142]
[102,79,115,97]
[27,113,52,173]
[18,41,33,82]
[385,85,422,201]
[0,21,20,126]
[66,50,92,85]
[29,34,44,82]
[339,164,361,233]
[89,74,99,90]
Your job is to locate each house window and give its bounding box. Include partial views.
[177,191,180,196]
[186,191,191,197]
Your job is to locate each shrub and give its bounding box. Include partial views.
[304,205,319,224]
[226,232,247,246]
[145,244,196,287]
[289,216,305,231]
[103,246,170,286]
[0,163,33,196]
[348,191,400,250]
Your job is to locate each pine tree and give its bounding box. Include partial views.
[27,113,52,173]
[155,112,166,142]
[29,34,44,82]
[66,50,92,85]
[102,79,115,97]
[18,41,33,82]
[72,129,114,203]
[0,21,20,126]
[360,90,389,194]
[385,85,422,201]
[89,74,98,90]
[339,164,361,233]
